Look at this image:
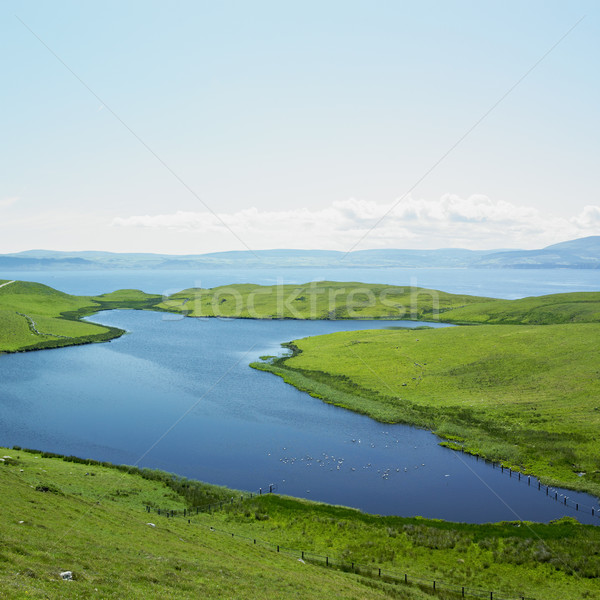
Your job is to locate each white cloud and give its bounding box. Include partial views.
[571,205,600,229]
[0,196,18,209]
[111,195,600,251]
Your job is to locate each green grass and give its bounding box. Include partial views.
[158,281,490,320]
[1,448,598,600]
[437,292,600,324]
[214,495,600,599]
[253,323,600,497]
[0,448,438,600]
[158,283,600,325]
[0,281,163,354]
[0,311,37,351]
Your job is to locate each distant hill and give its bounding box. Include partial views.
[1,236,598,270]
[473,236,600,269]
[0,256,97,269]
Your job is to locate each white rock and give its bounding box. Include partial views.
[60,571,73,580]
[146,523,156,527]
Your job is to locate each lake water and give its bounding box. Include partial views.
[4,266,600,299]
[1,305,598,524]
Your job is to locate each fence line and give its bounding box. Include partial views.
[463,449,600,521]
[145,500,536,600]
[150,456,600,524]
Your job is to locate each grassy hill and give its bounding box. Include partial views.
[0,281,162,353]
[157,281,489,320]
[437,292,600,324]
[1,448,599,599]
[252,322,600,497]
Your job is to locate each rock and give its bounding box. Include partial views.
[146,523,156,527]
[60,571,73,581]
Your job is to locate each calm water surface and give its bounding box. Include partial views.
[1,309,598,524]
[5,266,600,298]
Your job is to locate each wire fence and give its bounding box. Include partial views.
[145,492,536,600]
[464,451,600,522]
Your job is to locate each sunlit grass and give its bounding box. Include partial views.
[1,448,598,600]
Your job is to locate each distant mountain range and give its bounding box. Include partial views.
[1,236,599,270]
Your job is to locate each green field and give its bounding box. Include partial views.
[437,291,600,324]
[1,448,598,599]
[157,281,490,320]
[0,281,163,353]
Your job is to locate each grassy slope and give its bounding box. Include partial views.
[0,281,163,353]
[0,449,428,600]
[437,292,600,324]
[158,281,490,320]
[253,321,600,497]
[2,449,599,600]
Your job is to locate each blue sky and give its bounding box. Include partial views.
[1,1,598,253]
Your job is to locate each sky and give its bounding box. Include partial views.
[1,0,599,254]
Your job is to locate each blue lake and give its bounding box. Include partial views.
[1,305,598,524]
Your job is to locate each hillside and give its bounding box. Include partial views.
[436,291,600,324]
[1,236,599,269]
[0,449,402,599]
[1,448,598,599]
[0,281,162,353]
[158,281,489,320]
[474,236,600,269]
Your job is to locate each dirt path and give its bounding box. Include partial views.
[0,280,15,289]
